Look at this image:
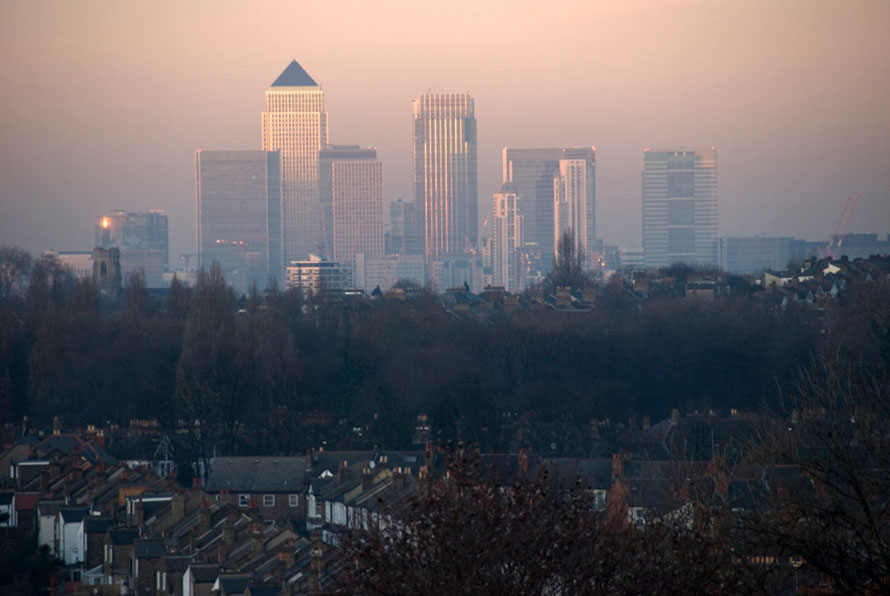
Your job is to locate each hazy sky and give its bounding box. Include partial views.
[1,0,888,264]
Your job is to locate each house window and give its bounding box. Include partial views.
[289,494,299,507]
[263,495,275,507]
[238,494,250,507]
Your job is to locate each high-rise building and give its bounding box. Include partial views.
[552,148,596,268]
[642,148,718,268]
[195,150,281,293]
[95,210,168,287]
[318,145,383,262]
[413,93,477,265]
[387,199,420,256]
[502,147,595,278]
[491,183,523,292]
[262,60,328,267]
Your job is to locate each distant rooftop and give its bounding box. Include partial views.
[271,60,318,87]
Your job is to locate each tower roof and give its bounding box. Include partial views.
[271,60,318,87]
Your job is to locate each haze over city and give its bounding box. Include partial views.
[1,0,888,263]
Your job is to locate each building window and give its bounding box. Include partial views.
[289,494,299,507]
[238,494,250,507]
[263,495,275,508]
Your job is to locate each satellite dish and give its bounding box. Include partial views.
[369,460,376,469]
[550,442,557,450]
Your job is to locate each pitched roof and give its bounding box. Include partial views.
[206,457,308,493]
[134,540,167,558]
[271,60,317,87]
[59,507,88,523]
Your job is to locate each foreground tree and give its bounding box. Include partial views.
[745,353,890,594]
[339,447,764,595]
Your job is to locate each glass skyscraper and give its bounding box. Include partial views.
[195,150,281,293]
[642,148,718,268]
[262,60,328,267]
[413,93,477,265]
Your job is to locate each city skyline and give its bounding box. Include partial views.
[1,1,888,264]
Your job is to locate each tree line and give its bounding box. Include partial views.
[2,246,887,465]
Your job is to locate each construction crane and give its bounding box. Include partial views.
[820,195,860,260]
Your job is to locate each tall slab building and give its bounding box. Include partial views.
[642,148,718,268]
[502,147,596,278]
[262,60,328,269]
[491,183,523,292]
[195,150,281,293]
[318,145,381,261]
[413,93,478,265]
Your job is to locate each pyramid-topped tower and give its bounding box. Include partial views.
[262,60,328,271]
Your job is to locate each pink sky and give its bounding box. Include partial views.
[1,0,888,262]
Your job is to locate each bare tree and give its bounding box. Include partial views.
[0,246,32,302]
[546,230,591,292]
[744,354,890,594]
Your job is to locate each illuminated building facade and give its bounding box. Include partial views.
[262,60,328,267]
[94,210,168,287]
[553,148,596,269]
[195,150,281,293]
[642,148,718,268]
[413,93,478,265]
[491,184,523,292]
[318,145,383,262]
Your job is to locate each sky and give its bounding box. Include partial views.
[1,0,888,265]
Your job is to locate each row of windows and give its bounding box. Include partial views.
[236,494,300,508]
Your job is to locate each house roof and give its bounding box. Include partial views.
[59,507,88,523]
[216,574,251,594]
[33,434,117,464]
[271,60,317,87]
[84,517,114,534]
[188,563,220,583]
[134,540,167,558]
[206,457,308,493]
[108,528,139,545]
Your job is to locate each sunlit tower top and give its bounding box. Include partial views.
[262,60,329,272]
[413,93,478,264]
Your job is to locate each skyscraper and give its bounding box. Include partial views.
[95,210,168,287]
[331,155,384,263]
[553,148,596,268]
[491,183,522,292]
[195,150,281,293]
[413,93,477,265]
[262,60,328,268]
[318,145,381,261]
[502,147,596,277]
[642,148,718,268]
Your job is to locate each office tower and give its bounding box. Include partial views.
[195,150,281,293]
[262,60,328,267]
[318,145,382,261]
[95,210,168,287]
[502,147,595,277]
[642,148,718,268]
[413,93,478,264]
[552,148,596,268]
[491,184,523,292]
[387,199,420,255]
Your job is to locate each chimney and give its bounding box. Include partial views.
[222,519,235,546]
[217,543,228,565]
[199,499,211,534]
[95,428,106,449]
[611,453,624,480]
[670,408,680,425]
[309,529,324,594]
[362,468,373,490]
[338,460,349,484]
[135,499,144,528]
[642,416,650,431]
[39,469,49,492]
[251,523,264,556]
[171,493,185,522]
